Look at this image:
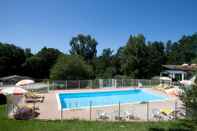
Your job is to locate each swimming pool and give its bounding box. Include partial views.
[58,89,168,110]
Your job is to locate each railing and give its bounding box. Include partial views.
[59,100,184,121]
[51,79,172,90]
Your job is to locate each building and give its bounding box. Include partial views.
[160,64,197,81]
[0,75,32,86]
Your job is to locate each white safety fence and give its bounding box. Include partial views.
[52,79,173,90]
[59,100,185,121]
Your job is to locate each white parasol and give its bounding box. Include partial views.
[1,86,27,96]
[16,79,35,86]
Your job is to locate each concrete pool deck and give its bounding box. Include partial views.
[37,88,182,121]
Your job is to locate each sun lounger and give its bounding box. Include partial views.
[113,111,125,121]
[25,92,45,103]
[154,84,172,92]
[25,92,45,99]
[26,97,44,103]
[160,108,175,120]
[123,110,140,120]
[96,110,110,120]
[152,108,164,121]
[16,103,39,111]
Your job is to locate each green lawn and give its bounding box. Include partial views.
[0,105,196,131]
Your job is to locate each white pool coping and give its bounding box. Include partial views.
[56,88,170,111]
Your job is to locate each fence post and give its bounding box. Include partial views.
[52,81,54,90]
[47,80,50,92]
[147,102,149,121]
[115,79,117,88]
[66,80,67,89]
[149,80,151,88]
[174,100,177,119]
[118,101,120,121]
[89,101,92,120]
[60,106,63,121]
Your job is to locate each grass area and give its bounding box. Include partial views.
[0,105,196,131]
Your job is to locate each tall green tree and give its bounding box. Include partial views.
[0,43,26,77]
[23,47,62,78]
[37,47,62,78]
[50,55,93,80]
[69,34,97,63]
[24,48,33,58]
[113,47,125,76]
[167,33,197,64]
[121,34,149,78]
[147,41,166,77]
[192,57,197,64]
[95,48,116,78]
[22,56,45,78]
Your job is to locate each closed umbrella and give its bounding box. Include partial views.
[16,79,35,86]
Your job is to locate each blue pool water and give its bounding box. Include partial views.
[58,89,168,110]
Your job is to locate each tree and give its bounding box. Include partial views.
[121,34,149,78]
[165,40,173,55]
[192,57,197,64]
[166,33,197,64]
[0,57,12,76]
[0,42,26,77]
[36,47,62,78]
[22,56,46,78]
[24,48,33,58]
[113,47,125,76]
[147,41,166,77]
[50,55,93,80]
[69,34,97,63]
[23,47,62,78]
[94,48,116,78]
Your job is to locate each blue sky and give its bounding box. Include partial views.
[0,0,197,54]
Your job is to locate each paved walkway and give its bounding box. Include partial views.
[37,88,182,121]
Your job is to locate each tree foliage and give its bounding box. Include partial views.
[69,34,97,63]
[121,34,150,78]
[22,56,45,78]
[0,33,197,80]
[50,55,93,80]
[0,43,26,77]
[94,48,117,78]
[146,41,166,77]
[192,57,197,64]
[167,33,197,64]
[23,47,62,78]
